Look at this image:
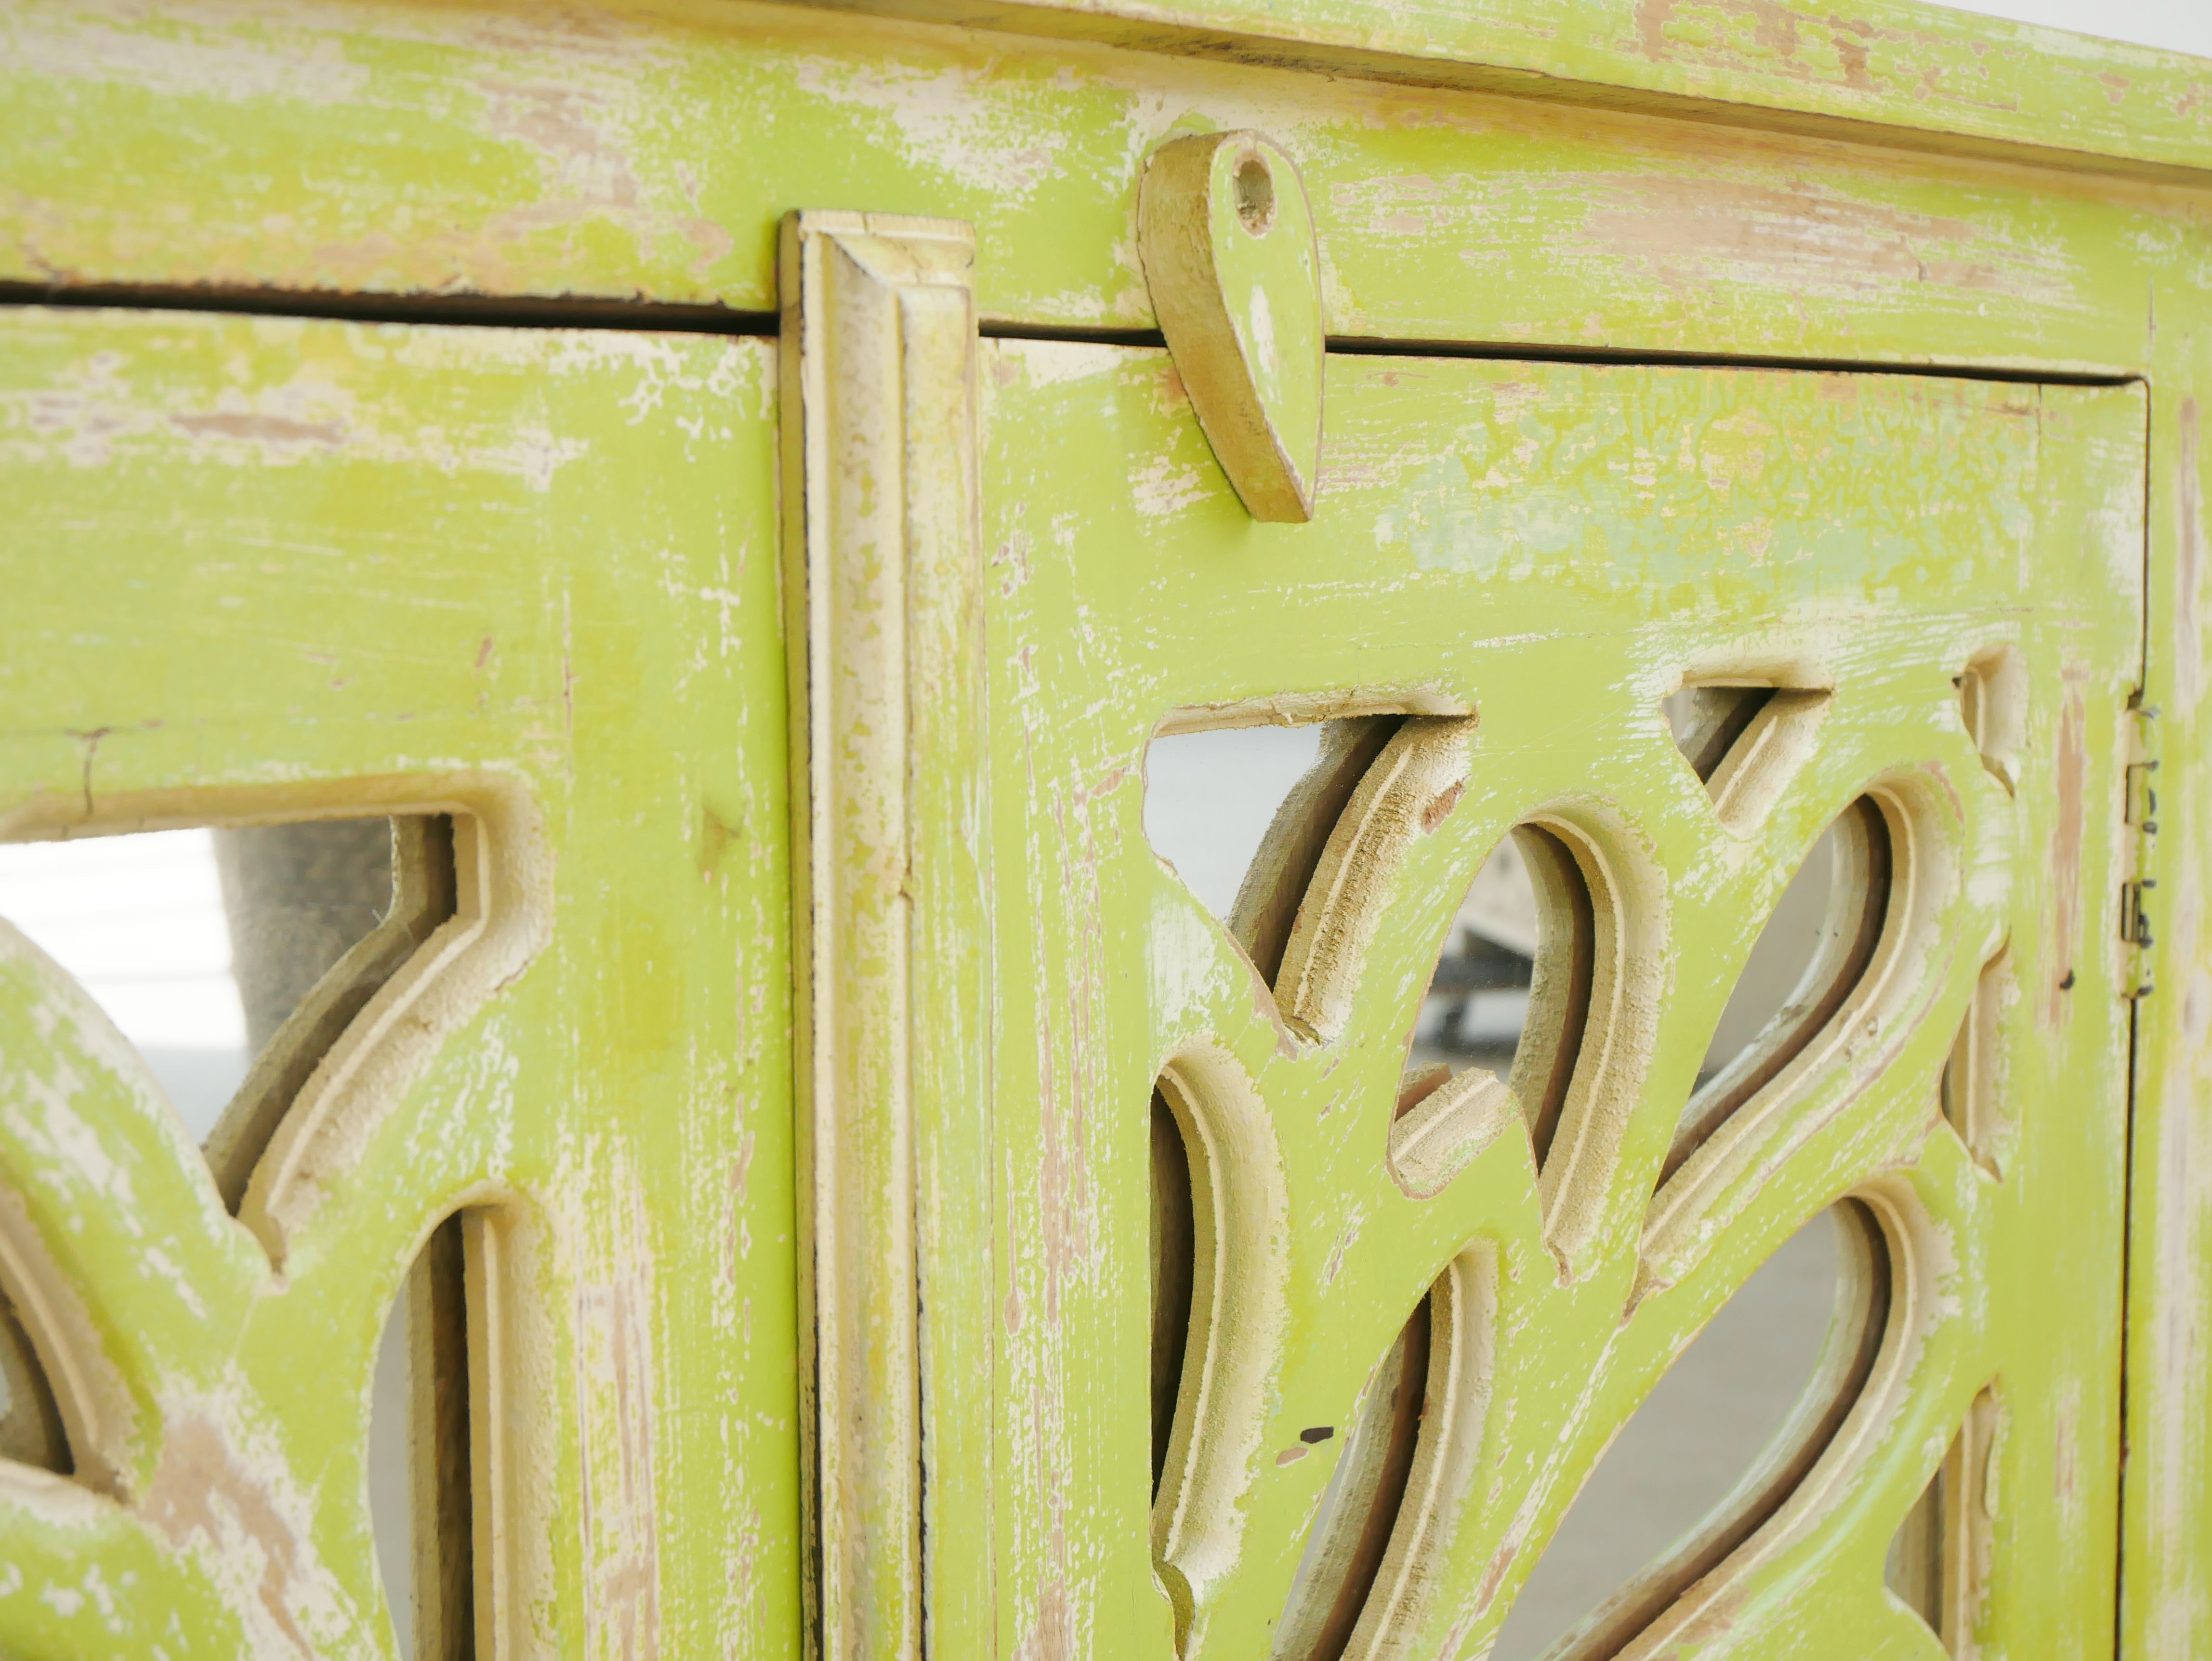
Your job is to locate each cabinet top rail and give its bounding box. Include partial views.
[807,0,2212,183]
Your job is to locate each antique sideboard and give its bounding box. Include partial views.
[3,0,2211,1656]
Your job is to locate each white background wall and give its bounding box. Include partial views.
[1928,0,2212,55]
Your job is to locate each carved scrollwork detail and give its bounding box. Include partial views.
[1141,686,2011,1661]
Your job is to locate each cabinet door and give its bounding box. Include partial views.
[0,307,801,1658]
[978,352,2141,1661]
[788,221,2146,1661]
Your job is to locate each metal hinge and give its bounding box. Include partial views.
[2125,701,2159,998]
[2122,878,2157,949]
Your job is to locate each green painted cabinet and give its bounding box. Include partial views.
[0,3,2208,1659]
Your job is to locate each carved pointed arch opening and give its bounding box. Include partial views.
[1149,1050,1291,1646]
[1139,698,1477,1030]
[0,786,544,1639]
[1227,714,1407,994]
[1663,679,1830,829]
[1955,646,2026,794]
[1270,1245,1495,1661]
[0,809,469,1498]
[204,815,460,1213]
[0,1264,69,1479]
[371,1207,478,1661]
[1886,1383,2000,1653]
[1525,1200,1899,1661]
[1391,820,1617,1202]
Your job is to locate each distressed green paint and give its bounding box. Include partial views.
[830,0,2212,180]
[1,0,2206,378]
[0,307,797,1657]
[964,345,2143,1658]
[2123,300,2212,1655]
[3,0,2212,1653]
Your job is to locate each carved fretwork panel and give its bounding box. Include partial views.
[0,269,2152,1661]
[0,308,799,1657]
[913,348,2142,1660]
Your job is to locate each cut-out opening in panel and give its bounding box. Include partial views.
[0,828,251,1137]
[1887,1441,1948,1638]
[1662,682,1830,823]
[1142,725,1328,936]
[204,817,458,1212]
[1405,826,1598,1172]
[1273,1295,1432,1661]
[1145,715,1441,1002]
[370,1211,478,1661]
[1956,647,2025,794]
[1496,1203,1889,1660]
[1665,686,1778,785]
[1940,952,2007,1176]
[0,1281,68,1476]
[1151,1088,1197,1502]
[1410,836,1540,1082]
[0,816,461,1484]
[1884,1384,1995,1654]
[0,817,453,1166]
[1698,827,1836,1081]
[217,820,398,1054]
[1664,799,1893,1184]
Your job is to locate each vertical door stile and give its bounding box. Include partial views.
[780,209,988,1661]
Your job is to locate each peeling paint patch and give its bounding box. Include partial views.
[1132,451,1209,519]
[572,1147,663,1661]
[143,1399,353,1657]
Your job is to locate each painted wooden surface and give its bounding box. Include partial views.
[779,207,983,1661]
[1138,131,1324,522]
[945,347,2142,1659]
[2,0,2210,1654]
[0,307,796,1657]
[797,0,2212,180]
[2,0,2207,373]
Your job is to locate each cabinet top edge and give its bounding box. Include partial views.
[778,0,2212,185]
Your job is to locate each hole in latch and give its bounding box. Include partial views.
[1234,154,1277,236]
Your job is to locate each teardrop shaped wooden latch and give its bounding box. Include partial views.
[1138,131,1324,523]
